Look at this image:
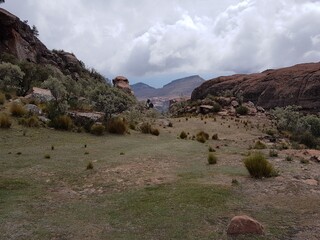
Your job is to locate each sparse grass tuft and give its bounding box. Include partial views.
[0,113,12,128]
[269,149,278,157]
[253,140,267,149]
[86,161,93,170]
[107,117,127,134]
[90,123,105,136]
[196,131,209,143]
[207,153,217,165]
[244,152,276,179]
[180,131,188,139]
[10,102,27,117]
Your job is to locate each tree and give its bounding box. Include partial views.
[0,62,25,92]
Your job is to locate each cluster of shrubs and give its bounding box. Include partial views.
[271,106,320,148]
[140,122,160,136]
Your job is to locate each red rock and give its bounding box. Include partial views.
[192,63,320,112]
[112,76,134,95]
[227,215,264,235]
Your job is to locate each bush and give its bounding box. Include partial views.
[253,140,267,149]
[50,115,73,130]
[10,102,27,117]
[297,132,318,148]
[208,153,217,164]
[244,152,276,179]
[180,131,188,139]
[107,117,127,134]
[90,123,105,136]
[0,93,5,105]
[140,122,152,134]
[18,116,40,127]
[0,113,11,128]
[150,128,160,136]
[236,105,249,115]
[196,131,209,143]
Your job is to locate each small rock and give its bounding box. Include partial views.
[227,215,264,235]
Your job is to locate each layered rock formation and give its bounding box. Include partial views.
[112,76,134,95]
[0,8,83,77]
[191,63,320,111]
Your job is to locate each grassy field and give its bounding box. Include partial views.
[1,115,320,239]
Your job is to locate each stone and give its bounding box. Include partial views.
[112,76,134,95]
[227,215,264,235]
[25,104,42,115]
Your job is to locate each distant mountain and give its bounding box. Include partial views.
[132,75,205,99]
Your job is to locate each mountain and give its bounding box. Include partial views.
[132,75,205,99]
[191,62,320,111]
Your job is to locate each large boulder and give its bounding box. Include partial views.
[191,63,320,112]
[112,76,134,95]
[227,215,264,235]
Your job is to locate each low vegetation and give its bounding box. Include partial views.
[244,152,276,179]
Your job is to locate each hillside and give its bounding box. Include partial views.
[132,75,205,99]
[192,62,320,111]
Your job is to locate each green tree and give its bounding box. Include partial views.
[0,62,25,92]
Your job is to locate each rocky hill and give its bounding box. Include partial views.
[191,63,320,111]
[132,75,205,99]
[0,8,91,79]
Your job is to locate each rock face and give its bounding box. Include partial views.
[0,8,83,77]
[112,76,134,95]
[227,215,264,235]
[191,63,320,111]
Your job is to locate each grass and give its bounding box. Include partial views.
[0,115,317,239]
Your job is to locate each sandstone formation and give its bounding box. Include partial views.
[0,8,84,77]
[227,215,264,235]
[113,76,134,95]
[191,63,320,111]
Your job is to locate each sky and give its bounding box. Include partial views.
[2,0,320,87]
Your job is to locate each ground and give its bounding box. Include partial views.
[0,114,319,240]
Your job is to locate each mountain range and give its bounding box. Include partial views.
[131,75,205,99]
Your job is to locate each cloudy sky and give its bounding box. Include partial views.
[3,0,320,87]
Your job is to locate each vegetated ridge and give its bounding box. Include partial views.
[192,62,320,111]
[132,75,205,99]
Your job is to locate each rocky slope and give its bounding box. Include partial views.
[191,63,320,111]
[0,8,85,78]
[132,75,205,99]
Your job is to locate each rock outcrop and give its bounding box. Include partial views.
[191,63,320,111]
[0,8,83,77]
[113,76,134,95]
[227,215,264,235]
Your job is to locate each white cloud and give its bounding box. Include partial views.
[3,0,320,85]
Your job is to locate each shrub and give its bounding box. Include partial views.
[180,131,188,139]
[10,102,27,117]
[253,140,267,149]
[18,116,40,127]
[269,149,278,157]
[236,105,249,115]
[107,117,127,134]
[90,123,105,136]
[150,128,160,136]
[0,93,5,105]
[50,115,73,130]
[0,113,11,128]
[196,131,209,143]
[208,153,217,164]
[244,152,275,179]
[140,122,152,134]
